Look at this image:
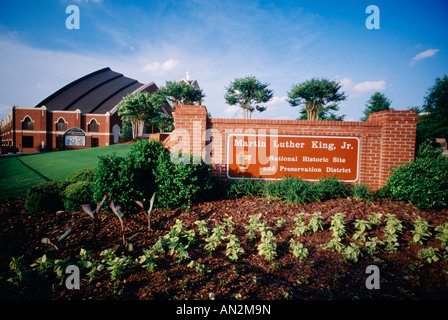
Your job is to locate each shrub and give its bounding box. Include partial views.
[387,142,448,210]
[91,153,124,207]
[155,152,214,209]
[25,181,71,214]
[65,168,95,183]
[91,140,214,211]
[263,176,320,204]
[315,177,349,200]
[62,181,94,212]
[351,183,374,201]
[92,139,169,211]
[226,179,264,198]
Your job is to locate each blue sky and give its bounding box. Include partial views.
[0,0,447,121]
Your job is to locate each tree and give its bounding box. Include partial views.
[117,92,161,139]
[287,78,346,121]
[224,76,274,119]
[151,113,174,133]
[296,107,346,121]
[417,75,448,145]
[157,81,205,109]
[361,92,392,121]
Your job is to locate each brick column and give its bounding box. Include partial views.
[168,105,208,160]
[367,110,418,187]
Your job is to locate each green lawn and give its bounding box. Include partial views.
[0,144,133,199]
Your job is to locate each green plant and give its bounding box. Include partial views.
[204,224,226,254]
[155,152,214,210]
[411,216,432,244]
[289,238,309,262]
[25,180,71,214]
[52,256,72,285]
[329,213,346,240]
[353,219,372,243]
[341,243,362,263]
[92,140,168,211]
[195,220,209,237]
[387,142,448,209]
[245,214,262,242]
[65,168,95,183]
[138,237,165,272]
[292,213,307,237]
[351,183,374,201]
[100,249,135,281]
[367,213,383,225]
[136,192,156,231]
[257,229,277,261]
[187,260,211,275]
[77,248,104,282]
[435,223,448,249]
[226,179,263,198]
[81,193,108,239]
[30,254,53,277]
[315,177,348,200]
[263,176,321,205]
[308,212,324,234]
[223,216,235,233]
[163,220,192,263]
[364,236,384,256]
[275,217,286,228]
[418,247,440,263]
[8,256,29,286]
[383,213,403,253]
[225,234,245,261]
[62,181,94,212]
[110,201,126,246]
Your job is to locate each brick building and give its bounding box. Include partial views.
[0,67,170,153]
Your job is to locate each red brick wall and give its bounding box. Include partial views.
[0,107,119,152]
[167,105,417,190]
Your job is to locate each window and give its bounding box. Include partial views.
[56,118,67,131]
[22,116,34,130]
[22,136,34,148]
[88,119,99,132]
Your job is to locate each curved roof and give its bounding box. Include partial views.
[35,67,158,114]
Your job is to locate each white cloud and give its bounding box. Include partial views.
[340,78,386,98]
[410,49,440,65]
[266,96,287,105]
[352,80,386,95]
[142,58,180,74]
[223,104,241,118]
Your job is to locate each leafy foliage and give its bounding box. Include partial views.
[62,181,93,212]
[287,78,346,121]
[263,177,320,205]
[25,181,71,214]
[387,142,448,209]
[65,168,95,183]
[416,74,448,145]
[157,80,205,108]
[362,91,393,121]
[117,92,162,138]
[224,76,274,119]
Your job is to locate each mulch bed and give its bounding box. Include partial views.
[0,195,447,300]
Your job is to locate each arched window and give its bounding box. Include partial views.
[21,116,34,130]
[56,118,67,131]
[88,119,99,132]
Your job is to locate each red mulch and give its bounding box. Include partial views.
[0,196,447,300]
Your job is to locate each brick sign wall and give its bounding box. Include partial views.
[166,105,418,190]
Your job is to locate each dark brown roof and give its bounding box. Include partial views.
[35,67,158,114]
